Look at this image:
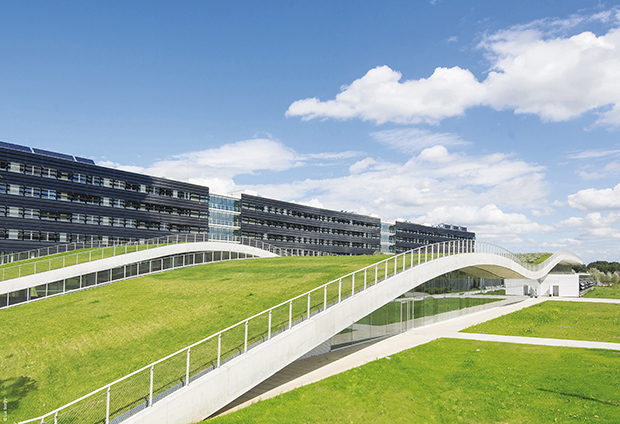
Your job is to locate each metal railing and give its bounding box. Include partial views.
[19,240,544,424]
[0,235,330,282]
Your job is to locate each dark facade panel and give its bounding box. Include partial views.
[393,221,475,253]
[0,146,210,253]
[240,194,381,255]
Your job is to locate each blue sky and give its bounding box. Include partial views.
[2,1,620,262]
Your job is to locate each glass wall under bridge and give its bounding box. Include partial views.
[329,271,511,350]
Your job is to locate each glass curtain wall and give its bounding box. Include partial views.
[331,271,505,349]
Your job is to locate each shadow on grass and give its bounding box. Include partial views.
[0,376,37,410]
[538,388,620,406]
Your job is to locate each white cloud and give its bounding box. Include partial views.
[286,65,486,124]
[558,211,620,240]
[349,157,376,174]
[244,145,549,224]
[414,204,553,242]
[98,138,360,195]
[567,183,620,211]
[482,27,620,125]
[371,128,470,154]
[286,8,620,126]
[567,147,620,159]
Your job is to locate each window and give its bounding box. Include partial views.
[23,187,41,197]
[41,189,57,200]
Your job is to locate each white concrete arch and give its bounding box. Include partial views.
[1,241,278,298]
[118,246,582,424]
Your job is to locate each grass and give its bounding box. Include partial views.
[483,288,506,295]
[462,300,620,343]
[531,253,553,264]
[209,338,620,424]
[0,255,383,422]
[584,285,620,299]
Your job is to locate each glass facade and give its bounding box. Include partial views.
[330,270,506,349]
[380,222,395,253]
[209,195,241,241]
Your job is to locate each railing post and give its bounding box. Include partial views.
[352,273,355,295]
[338,279,342,303]
[307,293,311,318]
[425,246,428,263]
[289,300,293,329]
[186,348,191,386]
[218,333,222,367]
[106,386,110,424]
[244,321,249,352]
[54,411,58,424]
[364,268,367,290]
[323,285,327,310]
[394,255,397,274]
[268,310,272,340]
[149,365,154,406]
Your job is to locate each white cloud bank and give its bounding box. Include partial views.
[287,9,620,126]
[567,183,620,212]
[101,137,549,241]
[100,138,360,194]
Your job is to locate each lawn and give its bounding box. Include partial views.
[0,255,383,422]
[584,285,620,299]
[462,300,620,343]
[210,338,620,424]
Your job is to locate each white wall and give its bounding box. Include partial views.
[505,279,535,296]
[540,274,579,298]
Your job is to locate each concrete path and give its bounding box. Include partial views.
[452,332,620,350]
[212,297,620,418]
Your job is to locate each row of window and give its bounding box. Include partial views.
[208,210,240,227]
[0,183,208,218]
[242,216,380,239]
[0,160,208,203]
[242,231,379,249]
[0,224,208,242]
[0,206,208,231]
[242,202,380,229]
[210,196,240,212]
[397,227,470,239]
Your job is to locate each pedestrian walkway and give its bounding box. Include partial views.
[212,296,619,418]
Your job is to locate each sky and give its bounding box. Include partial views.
[1,1,620,263]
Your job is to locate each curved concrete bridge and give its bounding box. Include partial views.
[22,241,581,424]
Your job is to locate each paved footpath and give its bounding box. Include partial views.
[213,297,620,417]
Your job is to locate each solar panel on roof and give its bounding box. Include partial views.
[74,156,96,165]
[0,141,33,153]
[32,148,75,162]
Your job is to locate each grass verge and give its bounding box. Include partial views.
[0,255,382,422]
[210,338,620,424]
[584,285,620,299]
[462,300,620,343]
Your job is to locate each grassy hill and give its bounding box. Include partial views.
[0,254,383,422]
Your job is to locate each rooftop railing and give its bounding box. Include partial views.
[0,235,330,282]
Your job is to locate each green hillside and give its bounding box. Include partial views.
[0,255,382,422]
